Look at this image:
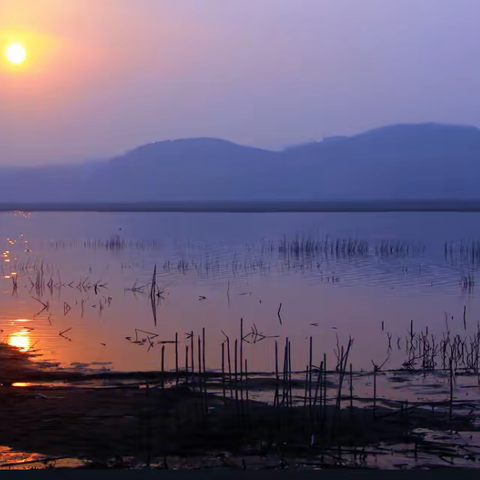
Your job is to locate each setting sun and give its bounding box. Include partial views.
[6,43,26,64]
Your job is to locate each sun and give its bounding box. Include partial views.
[6,43,26,64]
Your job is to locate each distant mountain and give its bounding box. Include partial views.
[81,138,280,201]
[1,123,480,203]
[278,123,480,199]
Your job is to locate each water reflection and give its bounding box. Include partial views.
[3,212,480,374]
[8,328,31,352]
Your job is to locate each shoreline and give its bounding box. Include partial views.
[3,200,480,213]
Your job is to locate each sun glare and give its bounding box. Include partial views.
[8,330,31,352]
[6,43,26,64]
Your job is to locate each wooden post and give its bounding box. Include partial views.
[175,332,179,386]
[161,345,165,390]
[222,342,226,404]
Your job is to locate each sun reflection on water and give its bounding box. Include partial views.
[8,329,31,352]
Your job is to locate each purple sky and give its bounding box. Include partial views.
[1,0,480,165]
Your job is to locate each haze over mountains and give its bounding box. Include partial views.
[2,123,480,203]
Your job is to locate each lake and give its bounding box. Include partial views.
[1,211,480,375]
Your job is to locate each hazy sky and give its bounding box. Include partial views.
[1,0,480,165]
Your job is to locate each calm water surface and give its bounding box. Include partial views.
[1,211,480,373]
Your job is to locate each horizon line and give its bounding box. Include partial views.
[3,199,480,213]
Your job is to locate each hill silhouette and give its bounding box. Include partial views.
[1,123,480,202]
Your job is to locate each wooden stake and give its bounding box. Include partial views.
[161,345,165,390]
[222,342,226,404]
[349,363,353,412]
[227,338,233,399]
[175,332,179,386]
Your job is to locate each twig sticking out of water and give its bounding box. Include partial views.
[239,319,245,420]
[244,359,250,429]
[277,303,283,325]
[32,297,49,309]
[11,275,18,293]
[161,345,165,389]
[349,363,353,413]
[386,333,392,352]
[150,265,157,327]
[460,274,475,292]
[220,331,233,400]
[136,329,157,339]
[32,296,50,316]
[59,327,73,341]
[281,338,288,408]
[234,339,239,414]
[197,335,203,416]
[175,332,179,386]
[27,340,39,352]
[202,327,206,380]
[335,337,354,424]
[221,342,226,404]
[274,340,279,407]
[125,280,149,294]
[190,331,194,391]
[242,323,278,344]
[63,302,71,316]
[47,278,54,295]
[308,336,313,418]
[449,356,454,420]
[372,354,390,373]
[93,280,108,295]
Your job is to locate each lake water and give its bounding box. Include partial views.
[1,211,480,375]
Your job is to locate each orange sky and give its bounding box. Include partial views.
[1,1,215,164]
[1,0,480,165]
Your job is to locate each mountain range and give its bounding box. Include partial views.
[1,123,480,203]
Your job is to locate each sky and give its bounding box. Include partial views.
[1,0,480,165]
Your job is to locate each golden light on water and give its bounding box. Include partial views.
[5,43,26,64]
[8,329,31,352]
